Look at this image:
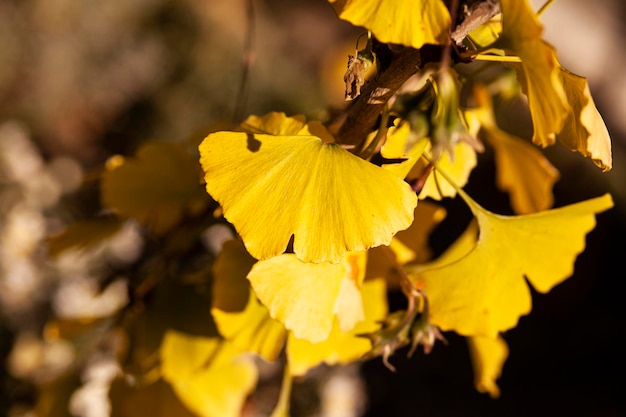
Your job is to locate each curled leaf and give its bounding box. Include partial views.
[556,68,612,172]
[495,0,569,146]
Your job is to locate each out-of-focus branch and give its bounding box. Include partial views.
[233,0,256,125]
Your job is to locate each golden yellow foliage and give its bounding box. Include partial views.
[496,0,569,146]
[468,87,560,214]
[557,68,613,172]
[247,252,368,343]
[413,189,613,337]
[286,278,387,376]
[199,113,417,263]
[329,0,450,49]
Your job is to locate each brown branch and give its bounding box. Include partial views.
[331,0,500,150]
[451,0,501,45]
[334,46,422,149]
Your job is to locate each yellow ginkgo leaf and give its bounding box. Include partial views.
[468,88,560,214]
[160,331,257,417]
[248,252,367,343]
[556,67,612,172]
[486,125,560,214]
[287,278,387,376]
[393,201,447,265]
[381,122,429,180]
[212,239,287,361]
[365,202,447,290]
[412,189,613,338]
[102,141,209,234]
[468,18,502,48]
[468,335,508,398]
[329,0,450,49]
[238,112,307,135]
[495,0,569,147]
[199,119,417,264]
[419,142,477,200]
[212,291,287,362]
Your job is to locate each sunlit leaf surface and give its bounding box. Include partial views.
[329,0,450,49]
[247,252,367,343]
[199,113,417,263]
[286,278,387,376]
[419,142,477,200]
[413,191,613,337]
[381,121,429,180]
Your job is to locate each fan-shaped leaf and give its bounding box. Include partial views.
[286,278,387,376]
[247,252,367,343]
[199,115,417,263]
[413,191,613,337]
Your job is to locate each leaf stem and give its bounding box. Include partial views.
[474,54,522,62]
[537,0,555,16]
[421,153,478,213]
[359,103,389,160]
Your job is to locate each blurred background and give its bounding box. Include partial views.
[0,0,625,416]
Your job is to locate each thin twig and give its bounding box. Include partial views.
[233,0,255,125]
[474,54,522,62]
[359,103,389,159]
[537,0,555,16]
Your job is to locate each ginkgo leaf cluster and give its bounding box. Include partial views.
[34,0,617,416]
